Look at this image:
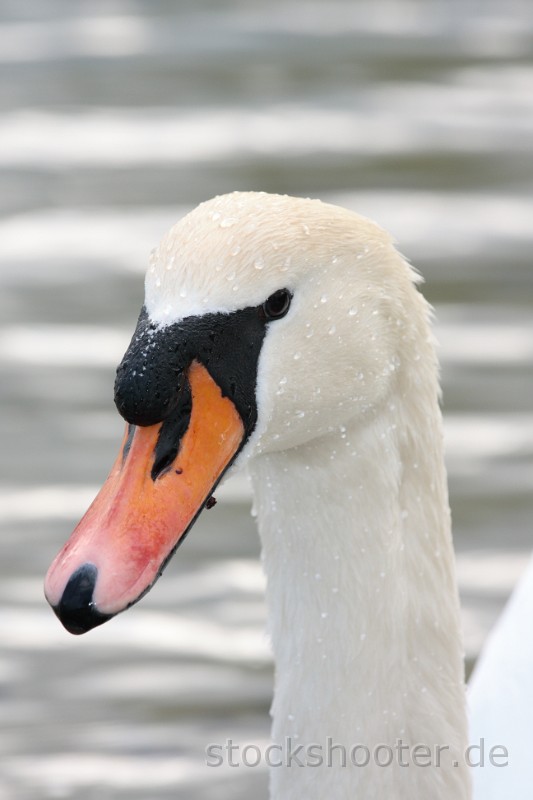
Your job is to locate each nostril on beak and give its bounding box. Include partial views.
[54,563,112,635]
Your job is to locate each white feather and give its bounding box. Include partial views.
[147,192,471,800]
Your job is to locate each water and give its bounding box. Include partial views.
[1,1,532,797]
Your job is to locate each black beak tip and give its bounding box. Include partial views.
[54,563,112,635]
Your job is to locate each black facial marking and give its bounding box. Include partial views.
[116,304,270,432]
[114,294,291,483]
[151,376,192,481]
[122,423,135,464]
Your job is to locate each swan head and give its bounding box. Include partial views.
[141,191,422,453]
[44,191,426,633]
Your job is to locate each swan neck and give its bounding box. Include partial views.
[249,395,470,799]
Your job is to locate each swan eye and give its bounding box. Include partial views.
[262,289,292,320]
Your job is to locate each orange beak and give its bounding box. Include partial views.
[44,361,245,633]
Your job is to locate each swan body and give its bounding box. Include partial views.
[469,555,533,799]
[45,192,470,799]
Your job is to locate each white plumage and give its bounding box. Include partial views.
[469,555,533,799]
[146,192,471,799]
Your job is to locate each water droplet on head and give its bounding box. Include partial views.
[293,352,301,361]
[220,217,238,228]
[348,307,358,316]
[254,258,265,270]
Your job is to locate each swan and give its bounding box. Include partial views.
[468,554,533,798]
[44,191,471,799]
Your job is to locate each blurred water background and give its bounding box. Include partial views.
[0,1,532,798]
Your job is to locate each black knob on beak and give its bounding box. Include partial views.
[54,564,111,635]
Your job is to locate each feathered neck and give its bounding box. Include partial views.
[248,348,470,800]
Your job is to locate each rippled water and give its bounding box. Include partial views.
[1,1,532,798]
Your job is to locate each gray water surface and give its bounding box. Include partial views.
[1,2,532,798]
